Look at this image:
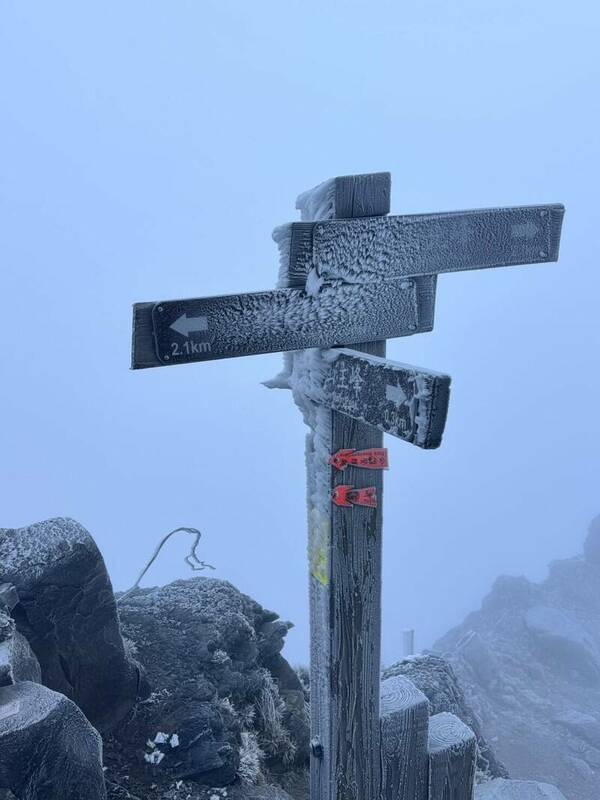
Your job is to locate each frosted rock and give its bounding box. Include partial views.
[433,519,600,800]
[476,778,566,799]
[112,578,307,786]
[0,625,41,687]
[553,710,600,748]
[456,631,500,691]
[583,514,600,565]
[481,575,534,614]
[524,605,600,680]
[0,518,148,732]
[0,585,18,613]
[0,680,106,799]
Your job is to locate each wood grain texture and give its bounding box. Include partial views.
[329,335,384,800]
[131,279,434,370]
[428,713,477,800]
[282,205,565,287]
[380,676,429,800]
[298,173,389,800]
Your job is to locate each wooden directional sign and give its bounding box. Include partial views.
[278,204,564,287]
[286,348,451,448]
[324,350,450,448]
[133,204,563,370]
[130,170,564,800]
[131,278,436,369]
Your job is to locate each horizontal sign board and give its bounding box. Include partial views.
[131,278,435,370]
[278,204,565,287]
[295,349,451,448]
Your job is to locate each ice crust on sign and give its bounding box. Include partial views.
[296,177,337,223]
[267,345,446,449]
[267,179,342,586]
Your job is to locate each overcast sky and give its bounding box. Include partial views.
[1,1,598,666]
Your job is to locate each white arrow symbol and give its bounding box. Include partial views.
[386,383,407,407]
[169,313,209,338]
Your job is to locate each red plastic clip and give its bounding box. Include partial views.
[329,448,389,471]
[332,485,378,508]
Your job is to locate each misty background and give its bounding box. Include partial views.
[1,1,598,667]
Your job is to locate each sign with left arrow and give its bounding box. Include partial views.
[131,278,435,369]
[169,313,209,337]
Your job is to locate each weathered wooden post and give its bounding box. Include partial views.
[381,676,429,800]
[130,171,564,800]
[268,174,442,800]
[428,714,477,800]
[402,630,416,659]
[280,174,387,800]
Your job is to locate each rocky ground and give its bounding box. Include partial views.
[434,516,600,800]
[105,578,310,800]
[0,519,310,800]
[1,516,589,799]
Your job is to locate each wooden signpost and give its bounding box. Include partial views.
[131,172,564,800]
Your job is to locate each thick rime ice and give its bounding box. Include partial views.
[266,346,448,448]
[272,223,295,289]
[267,181,342,585]
[209,279,417,357]
[296,177,337,223]
[272,348,336,583]
[264,348,337,579]
[307,206,563,285]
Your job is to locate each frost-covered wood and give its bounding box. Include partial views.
[278,204,564,288]
[295,171,391,222]
[131,278,433,369]
[282,348,450,448]
[329,339,385,800]
[288,173,390,800]
[380,675,429,800]
[428,712,477,800]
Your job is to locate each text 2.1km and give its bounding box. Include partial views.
[167,340,212,359]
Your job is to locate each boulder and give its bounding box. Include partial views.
[0,518,147,732]
[583,514,600,565]
[228,785,296,800]
[476,779,567,799]
[0,614,41,687]
[552,710,600,748]
[0,680,106,799]
[0,585,18,613]
[0,587,40,687]
[382,654,507,779]
[524,605,600,681]
[433,516,600,800]
[108,578,307,792]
